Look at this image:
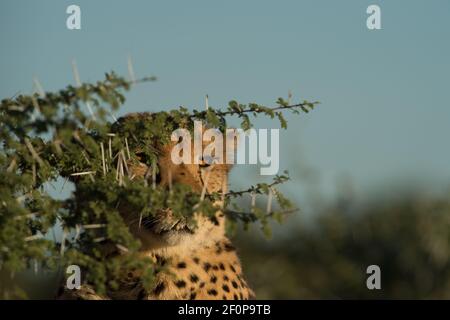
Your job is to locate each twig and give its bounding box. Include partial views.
[225,208,298,221]
[189,101,318,119]
[223,177,289,198]
[24,138,45,167]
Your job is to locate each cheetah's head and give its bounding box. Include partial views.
[115,113,236,250]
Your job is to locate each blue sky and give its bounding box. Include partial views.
[1,0,450,207]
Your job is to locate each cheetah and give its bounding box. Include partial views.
[58,113,254,300]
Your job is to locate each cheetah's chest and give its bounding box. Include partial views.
[147,240,253,300]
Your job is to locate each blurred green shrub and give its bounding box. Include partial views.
[238,191,450,299]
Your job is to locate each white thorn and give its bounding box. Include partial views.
[60,230,67,256]
[82,224,106,229]
[71,60,82,86]
[71,59,96,120]
[115,244,129,253]
[121,150,129,175]
[110,112,118,122]
[31,95,41,121]
[33,77,45,97]
[127,55,136,83]
[266,188,273,214]
[138,211,143,229]
[124,138,131,160]
[75,224,81,241]
[100,142,106,176]
[70,171,96,176]
[34,260,39,275]
[108,137,113,159]
[24,234,43,242]
[251,191,256,213]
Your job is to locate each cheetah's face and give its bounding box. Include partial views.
[125,141,232,250]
